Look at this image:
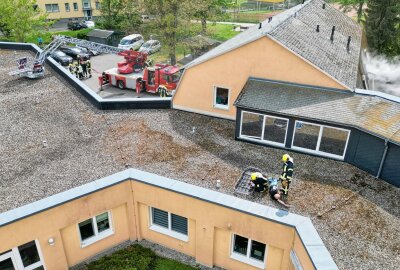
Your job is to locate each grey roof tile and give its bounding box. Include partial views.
[185,0,361,89]
[234,78,400,144]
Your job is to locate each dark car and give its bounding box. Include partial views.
[50,50,73,66]
[59,46,91,60]
[67,21,83,31]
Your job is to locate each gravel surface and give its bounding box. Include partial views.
[1,50,399,270]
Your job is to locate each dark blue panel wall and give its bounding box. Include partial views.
[351,132,385,175]
[381,143,400,187]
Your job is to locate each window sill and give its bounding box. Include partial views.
[213,104,229,111]
[239,135,286,148]
[150,225,188,242]
[291,146,344,160]
[230,252,265,269]
[81,229,114,248]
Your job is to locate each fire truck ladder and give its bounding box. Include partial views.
[9,35,125,79]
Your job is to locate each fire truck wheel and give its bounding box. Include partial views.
[117,80,125,89]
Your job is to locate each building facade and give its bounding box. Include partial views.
[36,0,101,20]
[0,169,337,270]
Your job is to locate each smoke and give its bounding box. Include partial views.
[365,53,400,97]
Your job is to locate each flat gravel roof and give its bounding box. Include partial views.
[0,49,399,270]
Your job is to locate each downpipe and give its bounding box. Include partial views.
[376,140,389,178]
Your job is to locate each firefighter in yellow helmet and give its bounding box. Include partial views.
[250,172,268,193]
[280,154,294,196]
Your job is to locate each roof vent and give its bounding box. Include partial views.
[322,3,326,9]
[268,17,272,23]
[347,36,352,52]
[330,26,336,42]
[259,22,262,29]
[316,25,320,32]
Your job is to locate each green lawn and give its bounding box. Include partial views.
[84,244,198,270]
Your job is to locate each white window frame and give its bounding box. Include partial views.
[291,120,350,160]
[73,2,78,11]
[213,86,230,110]
[230,234,267,269]
[239,111,289,147]
[1,240,46,270]
[149,207,188,242]
[65,3,70,12]
[77,211,114,248]
[45,4,59,12]
[290,250,304,270]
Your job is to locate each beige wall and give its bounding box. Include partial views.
[37,0,101,20]
[0,179,315,270]
[173,36,349,119]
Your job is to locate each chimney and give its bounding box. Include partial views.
[316,25,320,32]
[268,17,272,23]
[347,36,352,52]
[322,3,326,9]
[330,26,335,42]
[259,22,262,29]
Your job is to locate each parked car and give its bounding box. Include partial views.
[76,46,101,56]
[118,34,144,51]
[139,40,161,54]
[67,21,83,31]
[50,50,73,66]
[59,46,91,60]
[80,20,95,28]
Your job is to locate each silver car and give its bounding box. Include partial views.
[139,40,161,55]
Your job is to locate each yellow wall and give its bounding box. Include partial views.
[173,36,348,119]
[37,0,101,20]
[0,179,315,270]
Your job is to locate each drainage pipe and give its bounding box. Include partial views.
[376,140,389,178]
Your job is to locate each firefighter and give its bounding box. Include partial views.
[86,59,92,78]
[280,154,294,196]
[77,63,83,80]
[250,172,268,193]
[158,85,168,98]
[69,62,74,74]
[81,59,87,78]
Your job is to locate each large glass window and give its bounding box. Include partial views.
[292,121,350,159]
[263,117,288,144]
[214,87,229,109]
[150,207,188,240]
[240,111,288,146]
[78,211,113,247]
[241,112,263,139]
[292,122,320,150]
[18,241,41,267]
[45,4,59,12]
[0,241,44,270]
[231,234,266,268]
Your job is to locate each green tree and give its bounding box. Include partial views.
[338,0,367,23]
[0,0,49,42]
[99,0,141,31]
[144,0,189,65]
[193,0,231,34]
[366,0,400,56]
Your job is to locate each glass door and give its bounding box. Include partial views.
[0,251,17,270]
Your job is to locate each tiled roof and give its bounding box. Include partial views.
[234,78,400,144]
[185,0,362,89]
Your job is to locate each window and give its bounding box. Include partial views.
[292,121,350,159]
[240,111,288,146]
[65,3,70,12]
[95,1,101,9]
[231,234,266,269]
[78,211,113,247]
[214,87,229,109]
[150,207,188,241]
[45,4,59,12]
[73,2,78,11]
[83,1,90,8]
[0,240,45,270]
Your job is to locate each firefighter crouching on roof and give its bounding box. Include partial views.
[250,172,268,193]
[280,154,294,196]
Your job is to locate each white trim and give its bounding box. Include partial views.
[0,251,18,269]
[230,234,267,269]
[1,240,45,270]
[172,104,236,120]
[265,35,353,91]
[290,250,304,270]
[213,86,230,111]
[78,211,114,248]
[291,120,351,160]
[240,111,289,147]
[149,207,189,242]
